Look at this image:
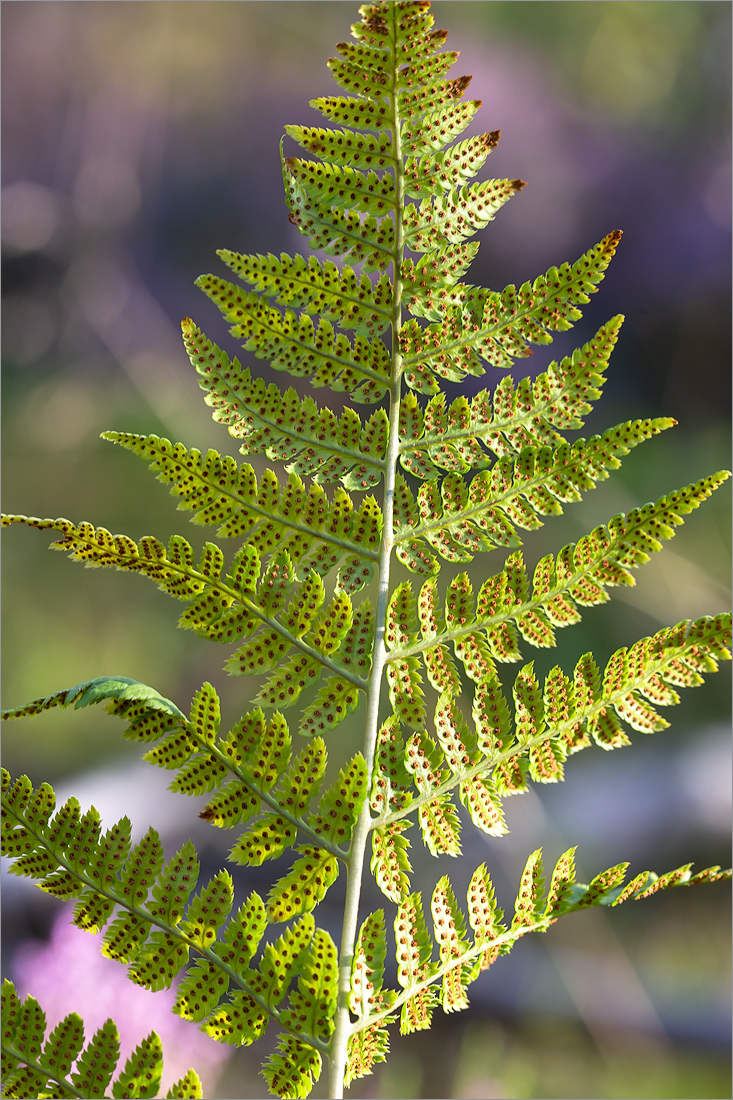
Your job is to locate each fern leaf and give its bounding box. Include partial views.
[254,654,322,711]
[72,818,132,932]
[472,670,512,754]
[0,517,371,707]
[201,990,269,1048]
[369,718,414,892]
[213,893,268,971]
[0,674,185,724]
[3,766,244,980]
[227,737,328,866]
[394,892,438,1034]
[404,129,502,199]
[390,474,730,690]
[404,178,525,256]
[370,822,413,903]
[400,231,623,389]
[504,613,732,776]
[127,932,190,994]
[184,320,391,482]
[4,5,732,1097]
[193,901,294,1040]
[261,1035,322,1100]
[253,915,316,1011]
[105,426,384,573]
[431,876,471,1011]
[27,1011,83,1087]
[511,848,547,934]
[542,846,579,920]
[466,862,505,969]
[111,1033,167,1099]
[459,775,507,837]
[217,247,392,336]
[307,93,390,133]
[283,157,396,220]
[179,870,233,951]
[376,613,730,850]
[393,417,675,567]
[474,317,623,456]
[405,733,461,856]
[386,655,427,729]
[402,98,481,159]
[513,663,545,744]
[285,925,339,1039]
[266,846,340,923]
[2,983,50,1098]
[283,147,394,279]
[262,929,338,1099]
[434,690,474,773]
[345,1023,390,1087]
[349,910,388,1020]
[284,126,395,179]
[70,1020,119,1097]
[174,959,230,1025]
[1,983,180,1100]
[308,755,368,845]
[165,1069,204,1099]
[195,272,392,397]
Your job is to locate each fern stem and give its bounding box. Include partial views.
[328,27,407,1097]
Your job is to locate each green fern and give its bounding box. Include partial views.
[2,3,730,1099]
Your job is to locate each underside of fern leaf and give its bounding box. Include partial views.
[1,3,730,1100]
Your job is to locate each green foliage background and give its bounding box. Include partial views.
[2,3,730,1097]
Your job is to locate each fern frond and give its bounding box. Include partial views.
[400,231,623,391]
[283,126,395,178]
[283,150,395,279]
[351,849,730,1045]
[349,912,382,1015]
[103,429,386,548]
[402,98,483,160]
[403,177,526,256]
[2,676,360,924]
[370,821,413,903]
[0,674,185,724]
[194,272,391,400]
[344,1021,390,1088]
[398,317,623,479]
[393,417,676,571]
[394,892,438,1034]
[2,766,338,1056]
[404,130,502,199]
[306,93,390,133]
[264,847,339,923]
[389,472,730,676]
[1,981,204,1100]
[404,732,461,856]
[182,321,389,486]
[216,247,392,336]
[0,515,375,711]
[370,613,730,873]
[283,158,397,221]
[261,929,339,1099]
[3,4,731,1097]
[431,875,472,1011]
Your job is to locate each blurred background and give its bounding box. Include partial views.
[2,3,730,1098]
